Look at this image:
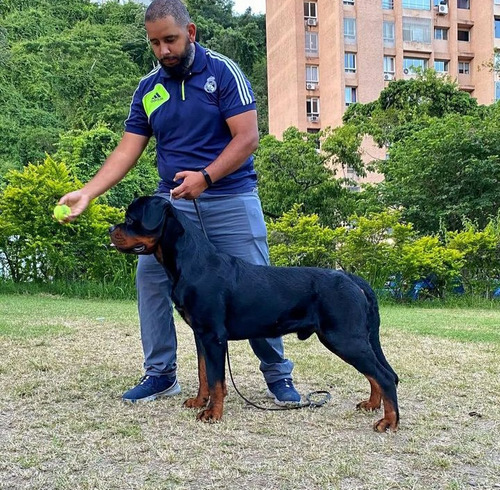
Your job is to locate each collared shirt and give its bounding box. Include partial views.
[125,42,258,194]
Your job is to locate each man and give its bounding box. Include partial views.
[59,0,300,405]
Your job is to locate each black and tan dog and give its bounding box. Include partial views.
[109,196,400,432]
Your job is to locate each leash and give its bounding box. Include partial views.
[226,345,331,410]
[193,199,208,238]
[192,198,332,411]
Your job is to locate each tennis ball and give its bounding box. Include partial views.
[53,204,71,221]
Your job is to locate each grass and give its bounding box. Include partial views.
[0,293,499,489]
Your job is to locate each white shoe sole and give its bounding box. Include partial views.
[122,381,181,404]
[266,389,302,407]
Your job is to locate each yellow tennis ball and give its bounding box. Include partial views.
[53,204,71,221]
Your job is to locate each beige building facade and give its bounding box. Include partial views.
[266,0,500,183]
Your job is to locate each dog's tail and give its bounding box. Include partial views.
[348,273,399,385]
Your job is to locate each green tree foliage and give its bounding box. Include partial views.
[0,0,147,173]
[378,109,500,234]
[344,70,478,147]
[267,204,336,267]
[54,125,158,208]
[255,127,356,228]
[0,156,135,283]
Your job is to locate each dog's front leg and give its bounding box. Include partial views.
[196,333,227,422]
[183,334,210,409]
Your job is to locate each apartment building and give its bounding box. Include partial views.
[266,0,500,182]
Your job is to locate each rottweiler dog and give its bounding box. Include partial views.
[109,196,399,432]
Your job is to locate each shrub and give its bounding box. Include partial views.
[446,220,500,297]
[0,156,136,284]
[267,204,337,267]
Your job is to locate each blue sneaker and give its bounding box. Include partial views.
[266,378,301,406]
[122,375,181,403]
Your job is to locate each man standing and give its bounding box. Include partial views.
[59,0,300,405]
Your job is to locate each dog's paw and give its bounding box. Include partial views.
[196,407,223,423]
[356,400,381,412]
[373,417,399,433]
[183,396,209,409]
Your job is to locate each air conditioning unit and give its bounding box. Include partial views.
[306,83,317,90]
[307,18,317,26]
[384,73,394,81]
[308,115,319,123]
[437,4,448,14]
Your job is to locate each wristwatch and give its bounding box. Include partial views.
[200,168,213,187]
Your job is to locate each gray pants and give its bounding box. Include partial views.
[135,190,294,384]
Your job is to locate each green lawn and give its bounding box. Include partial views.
[1,293,499,489]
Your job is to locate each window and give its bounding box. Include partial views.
[403,57,428,73]
[345,87,357,106]
[496,0,500,5]
[344,18,356,43]
[496,82,500,102]
[345,52,356,73]
[496,18,500,39]
[434,59,449,73]
[458,29,470,42]
[458,61,470,74]
[403,17,431,43]
[384,56,395,76]
[457,0,470,8]
[343,0,355,4]
[402,0,430,9]
[383,21,395,45]
[306,65,319,83]
[306,97,320,116]
[305,32,319,56]
[304,2,317,18]
[495,51,500,72]
[382,0,394,9]
[434,27,448,40]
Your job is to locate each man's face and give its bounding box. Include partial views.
[146,16,196,71]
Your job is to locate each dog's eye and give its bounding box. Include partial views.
[125,217,133,225]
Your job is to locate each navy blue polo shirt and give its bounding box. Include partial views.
[125,42,258,194]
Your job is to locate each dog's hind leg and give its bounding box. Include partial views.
[183,334,210,410]
[318,333,399,432]
[356,376,382,411]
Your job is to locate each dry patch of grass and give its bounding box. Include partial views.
[0,294,499,489]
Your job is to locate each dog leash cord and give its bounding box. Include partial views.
[226,345,331,411]
[193,199,209,238]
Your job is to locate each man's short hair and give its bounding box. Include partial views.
[145,0,191,26]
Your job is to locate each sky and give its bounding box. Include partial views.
[232,0,266,15]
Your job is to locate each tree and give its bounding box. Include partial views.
[344,70,479,147]
[378,108,500,234]
[255,127,356,228]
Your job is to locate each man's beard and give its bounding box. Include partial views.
[160,41,195,79]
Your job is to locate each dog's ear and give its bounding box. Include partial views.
[141,196,171,232]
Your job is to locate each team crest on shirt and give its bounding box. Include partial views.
[204,76,217,93]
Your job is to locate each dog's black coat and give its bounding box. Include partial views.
[109,196,399,431]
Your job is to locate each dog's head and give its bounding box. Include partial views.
[109,196,171,255]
